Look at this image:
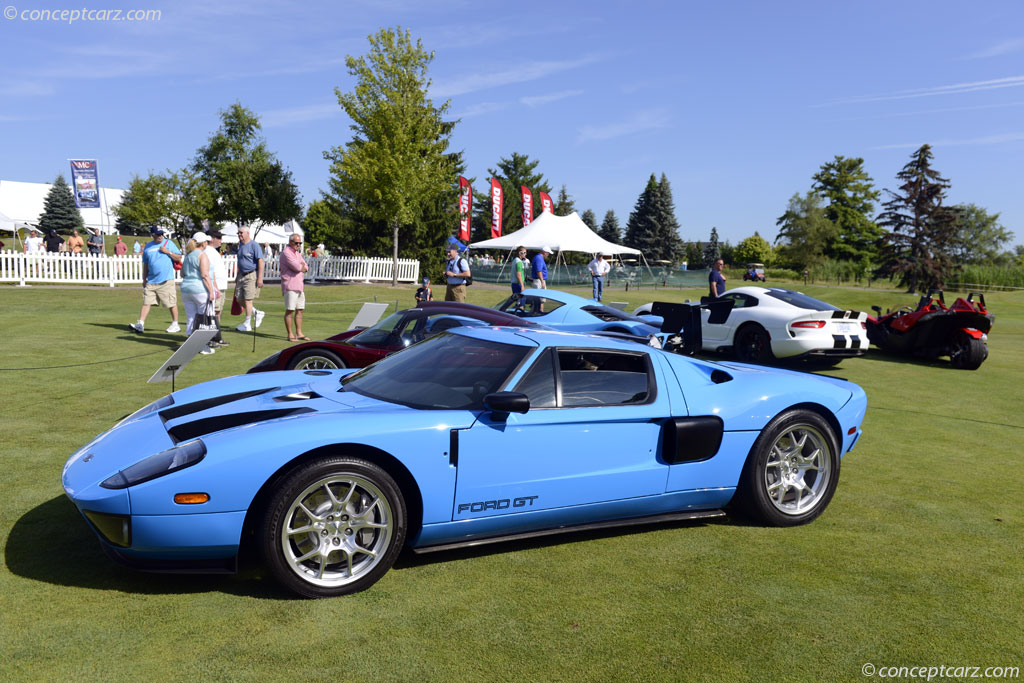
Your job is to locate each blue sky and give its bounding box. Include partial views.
[2,0,1022,247]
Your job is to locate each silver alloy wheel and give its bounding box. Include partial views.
[294,354,340,370]
[280,474,394,588]
[763,425,832,515]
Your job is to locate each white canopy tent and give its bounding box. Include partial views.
[215,219,304,246]
[0,180,124,236]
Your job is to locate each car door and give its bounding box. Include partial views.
[702,292,759,345]
[454,347,670,520]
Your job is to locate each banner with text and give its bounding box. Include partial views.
[539,191,553,214]
[69,159,100,209]
[521,185,533,226]
[458,176,472,241]
[490,178,503,238]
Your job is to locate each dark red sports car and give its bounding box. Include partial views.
[248,302,540,373]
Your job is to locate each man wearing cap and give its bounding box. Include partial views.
[415,277,433,302]
[531,246,551,289]
[444,246,471,302]
[587,252,611,302]
[204,228,229,347]
[44,229,64,253]
[114,235,128,256]
[129,226,182,334]
[234,225,265,332]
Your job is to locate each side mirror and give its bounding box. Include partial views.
[483,391,530,414]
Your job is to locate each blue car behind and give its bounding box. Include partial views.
[63,326,866,597]
[493,288,662,337]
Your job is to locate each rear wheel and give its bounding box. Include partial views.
[735,325,774,364]
[261,457,407,597]
[288,348,345,371]
[737,410,840,526]
[949,331,987,370]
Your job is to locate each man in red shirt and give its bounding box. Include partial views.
[114,235,128,256]
[279,235,310,341]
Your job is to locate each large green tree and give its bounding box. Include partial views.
[734,231,773,265]
[37,175,84,234]
[598,210,621,244]
[472,153,551,243]
[325,27,455,285]
[113,170,216,238]
[193,103,302,239]
[811,155,882,262]
[624,173,684,262]
[702,227,721,267]
[876,144,960,293]
[303,199,347,252]
[774,191,832,271]
[949,203,1014,265]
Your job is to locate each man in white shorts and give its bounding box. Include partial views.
[204,228,230,347]
[279,234,309,340]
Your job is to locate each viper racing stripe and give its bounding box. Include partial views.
[832,335,847,349]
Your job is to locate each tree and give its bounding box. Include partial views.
[113,170,217,238]
[774,191,832,271]
[734,231,773,265]
[598,210,620,244]
[471,152,551,243]
[37,175,84,234]
[876,144,960,293]
[303,200,346,251]
[324,28,455,285]
[580,209,598,233]
[811,155,883,262]
[193,103,302,239]
[702,227,721,267]
[624,173,684,262]
[684,241,703,267]
[950,203,1014,265]
[553,184,576,216]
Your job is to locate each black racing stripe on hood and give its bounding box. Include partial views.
[160,388,280,422]
[167,407,313,443]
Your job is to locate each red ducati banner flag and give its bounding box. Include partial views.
[489,178,504,238]
[458,176,472,241]
[539,191,553,214]
[521,185,533,226]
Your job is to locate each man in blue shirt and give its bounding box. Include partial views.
[531,246,552,288]
[444,246,471,302]
[709,258,726,298]
[234,225,265,332]
[129,226,183,334]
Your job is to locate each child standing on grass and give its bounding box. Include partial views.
[415,277,433,303]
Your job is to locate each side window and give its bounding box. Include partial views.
[513,349,556,408]
[557,351,651,407]
[725,293,757,309]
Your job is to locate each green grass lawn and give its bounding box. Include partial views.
[1,280,1021,681]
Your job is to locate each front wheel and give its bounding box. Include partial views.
[949,331,987,370]
[735,325,775,364]
[737,410,840,526]
[288,348,346,371]
[261,457,407,597]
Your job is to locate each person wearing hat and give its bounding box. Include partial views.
[113,235,128,256]
[587,252,611,302]
[415,276,434,303]
[129,225,182,334]
[203,228,229,347]
[443,246,471,302]
[531,246,552,289]
[44,229,64,253]
[180,232,219,352]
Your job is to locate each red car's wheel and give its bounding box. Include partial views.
[288,348,346,371]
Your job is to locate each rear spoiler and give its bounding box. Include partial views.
[651,299,734,355]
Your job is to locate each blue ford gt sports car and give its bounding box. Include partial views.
[494,288,662,336]
[63,327,867,598]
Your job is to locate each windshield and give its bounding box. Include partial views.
[581,305,651,324]
[766,290,840,311]
[495,295,566,318]
[341,333,533,410]
[349,312,407,345]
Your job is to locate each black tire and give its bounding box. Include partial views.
[736,410,840,526]
[734,325,775,364]
[949,331,987,370]
[287,348,346,371]
[260,457,407,598]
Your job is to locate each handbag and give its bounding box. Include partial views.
[193,300,218,332]
[230,294,243,316]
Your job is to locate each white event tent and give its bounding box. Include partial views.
[0,180,124,238]
[216,219,304,246]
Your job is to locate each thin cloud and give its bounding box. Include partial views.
[0,82,56,97]
[521,90,584,107]
[963,39,1024,60]
[452,101,510,119]
[871,132,1024,150]
[263,102,341,128]
[821,75,1024,106]
[431,55,603,98]
[577,109,671,143]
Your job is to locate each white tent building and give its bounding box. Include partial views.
[0,180,124,235]
[470,211,641,256]
[215,219,303,246]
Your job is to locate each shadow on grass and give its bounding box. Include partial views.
[85,323,181,349]
[5,495,294,600]
[861,349,954,369]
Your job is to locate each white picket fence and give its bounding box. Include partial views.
[0,251,419,287]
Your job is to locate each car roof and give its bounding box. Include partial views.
[416,301,539,325]
[512,289,592,306]
[452,325,652,353]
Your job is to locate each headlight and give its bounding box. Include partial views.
[100,440,206,489]
[115,394,175,428]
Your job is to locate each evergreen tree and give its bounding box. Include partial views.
[553,184,575,216]
[624,173,684,262]
[876,144,960,292]
[38,175,84,234]
[811,155,882,262]
[472,152,551,243]
[323,27,455,284]
[684,241,703,267]
[581,209,598,232]
[650,173,684,261]
[774,191,832,271]
[598,210,621,243]
[624,174,658,252]
[702,227,721,267]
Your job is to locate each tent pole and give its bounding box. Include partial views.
[494,246,515,283]
[641,252,656,284]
